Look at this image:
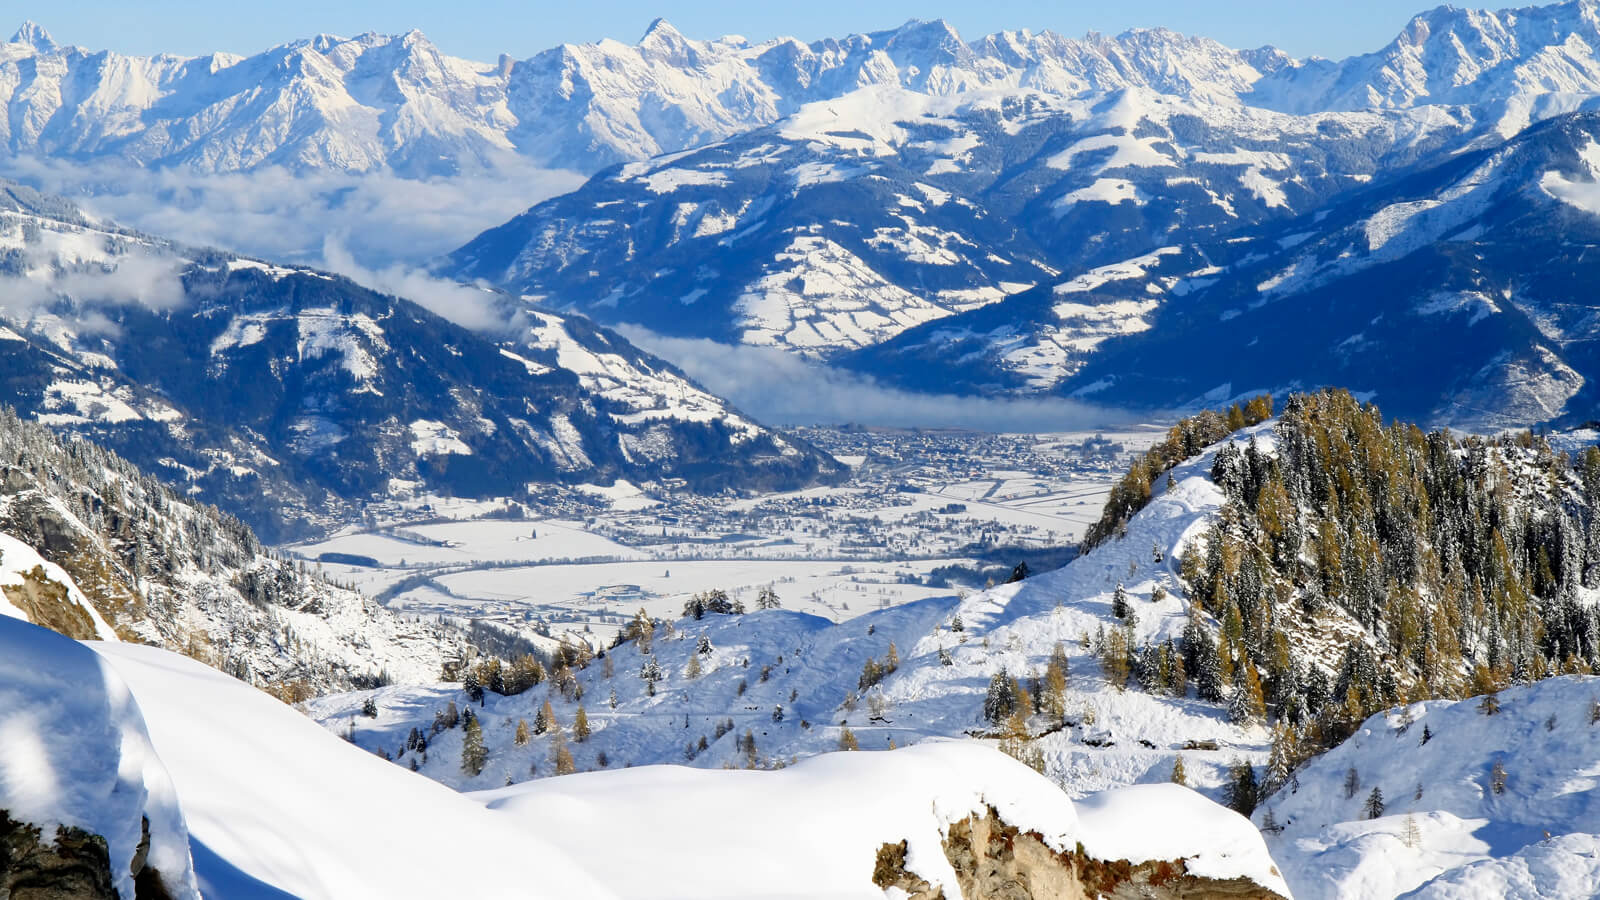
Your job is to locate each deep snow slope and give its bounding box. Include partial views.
[89,634,1288,899]
[91,640,614,900]
[1258,676,1600,899]
[485,742,1289,899]
[0,615,198,900]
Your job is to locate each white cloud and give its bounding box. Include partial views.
[0,156,584,269]
[0,230,188,318]
[616,325,1137,431]
[320,236,514,333]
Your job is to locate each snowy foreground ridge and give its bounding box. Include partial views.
[0,611,1288,899]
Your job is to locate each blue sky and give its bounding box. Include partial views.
[23,0,1534,63]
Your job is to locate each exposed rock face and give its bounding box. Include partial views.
[0,812,177,900]
[874,805,1287,900]
[1,810,116,900]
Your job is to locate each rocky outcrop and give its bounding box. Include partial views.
[0,812,177,900]
[1,810,116,900]
[874,805,1287,900]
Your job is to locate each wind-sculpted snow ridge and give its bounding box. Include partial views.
[91,639,614,900]
[487,743,1290,899]
[1258,676,1600,900]
[0,615,199,900]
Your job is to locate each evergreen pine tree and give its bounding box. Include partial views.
[984,668,1019,724]
[461,714,487,777]
[1225,760,1259,815]
[1363,786,1385,819]
[1112,583,1131,620]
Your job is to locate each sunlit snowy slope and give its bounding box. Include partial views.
[0,621,1280,899]
[1258,677,1600,900]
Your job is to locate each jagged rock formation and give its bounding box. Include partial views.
[0,813,175,900]
[873,805,1287,900]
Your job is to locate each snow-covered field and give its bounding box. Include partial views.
[289,426,1159,646]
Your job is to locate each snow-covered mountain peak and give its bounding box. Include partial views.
[8,20,55,51]
[1249,0,1600,121]
[636,17,701,66]
[876,18,969,56]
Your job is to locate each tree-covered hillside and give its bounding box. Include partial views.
[1090,389,1600,789]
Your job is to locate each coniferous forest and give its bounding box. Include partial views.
[1088,389,1600,798]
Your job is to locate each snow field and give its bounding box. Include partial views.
[1259,675,1600,899]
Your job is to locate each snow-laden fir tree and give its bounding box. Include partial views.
[983,668,1019,724]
